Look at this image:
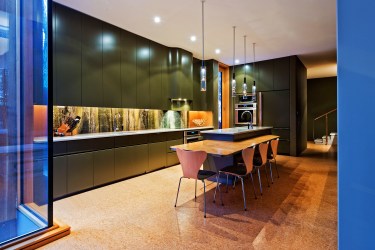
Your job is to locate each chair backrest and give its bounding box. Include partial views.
[258,142,269,165]
[176,148,207,179]
[270,138,279,158]
[242,146,255,175]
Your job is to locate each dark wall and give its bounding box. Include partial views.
[307,77,337,141]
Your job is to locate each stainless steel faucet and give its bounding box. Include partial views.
[241,110,253,129]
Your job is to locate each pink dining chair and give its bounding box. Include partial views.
[267,138,280,183]
[174,148,223,218]
[216,146,257,211]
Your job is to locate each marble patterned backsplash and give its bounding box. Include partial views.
[53,106,188,134]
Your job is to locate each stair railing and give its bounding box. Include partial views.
[313,108,337,145]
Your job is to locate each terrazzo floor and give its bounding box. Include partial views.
[42,143,337,250]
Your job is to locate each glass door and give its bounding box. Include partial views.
[0,0,51,245]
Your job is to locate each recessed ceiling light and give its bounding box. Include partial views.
[235,59,240,64]
[190,36,197,42]
[215,49,221,54]
[154,16,161,23]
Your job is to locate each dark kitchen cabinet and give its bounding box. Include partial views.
[93,149,115,186]
[81,14,103,107]
[262,90,290,128]
[148,141,167,172]
[180,49,193,100]
[166,139,183,166]
[150,41,166,110]
[102,23,122,108]
[54,4,82,106]
[121,30,137,108]
[53,156,67,199]
[136,36,150,109]
[257,60,274,91]
[168,48,180,99]
[67,152,94,193]
[273,57,290,90]
[115,144,148,180]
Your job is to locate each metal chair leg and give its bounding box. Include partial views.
[203,180,207,218]
[213,175,218,203]
[240,177,247,211]
[175,177,183,207]
[257,168,263,195]
[268,160,274,184]
[275,158,280,178]
[226,174,229,193]
[264,164,270,187]
[233,176,237,189]
[250,172,257,199]
[195,179,197,201]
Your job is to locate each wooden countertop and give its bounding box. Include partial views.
[170,134,279,156]
[200,126,273,135]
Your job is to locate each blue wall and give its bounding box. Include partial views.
[338,0,375,248]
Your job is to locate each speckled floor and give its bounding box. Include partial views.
[42,143,337,250]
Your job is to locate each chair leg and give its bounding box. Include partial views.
[257,168,263,195]
[213,176,218,203]
[233,176,237,189]
[195,179,197,201]
[217,175,224,206]
[249,172,257,199]
[175,177,183,207]
[264,164,270,187]
[226,174,229,193]
[203,180,207,218]
[275,158,280,178]
[268,160,274,184]
[240,177,247,211]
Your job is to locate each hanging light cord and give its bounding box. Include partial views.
[244,35,247,82]
[253,42,256,83]
[202,0,205,67]
[233,26,235,72]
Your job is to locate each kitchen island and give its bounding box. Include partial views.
[201,126,273,141]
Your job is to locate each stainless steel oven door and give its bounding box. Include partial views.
[235,108,257,125]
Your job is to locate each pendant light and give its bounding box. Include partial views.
[231,26,236,97]
[200,0,206,91]
[242,35,247,98]
[252,42,257,102]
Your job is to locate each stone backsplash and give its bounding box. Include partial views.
[53,106,188,134]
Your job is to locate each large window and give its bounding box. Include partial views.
[0,0,51,245]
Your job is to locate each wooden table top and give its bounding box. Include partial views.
[170,134,279,156]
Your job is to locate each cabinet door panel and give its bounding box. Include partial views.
[274,57,290,90]
[53,156,67,199]
[82,15,103,107]
[67,152,94,193]
[257,60,274,91]
[167,152,179,166]
[54,4,82,106]
[262,90,290,128]
[115,144,148,179]
[103,23,122,107]
[148,142,167,172]
[136,36,150,108]
[166,139,183,153]
[149,41,164,109]
[94,149,115,186]
[121,30,137,108]
[180,50,193,100]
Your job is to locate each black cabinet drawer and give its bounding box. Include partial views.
[53,141,67,156]
[66,137,114,154]
[115,134,149,147]
[166,131,183,140]
[149,133,167,143]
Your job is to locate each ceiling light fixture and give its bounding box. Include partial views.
[215,49,221,54]
[231,26,236,97]
[242,35,247,98]
[190,35,197,42]
[252,42,257,102]
[200,0,206,92]
[154,16,161,23]
[235,59,240,64]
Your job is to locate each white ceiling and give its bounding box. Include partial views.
[54,0,337,79]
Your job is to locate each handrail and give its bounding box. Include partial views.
[313,108,337,145]
[314,108,337,121]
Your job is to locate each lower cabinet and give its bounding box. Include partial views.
[93,149,115,186]
[115,144,149,180]
[53,156,67,199]
[148,141,167,172]
[67,152,94,194]
[166,139,183,166]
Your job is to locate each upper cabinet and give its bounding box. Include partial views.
[54,4,82,106]
[120,30,137,108]
[257,60,274,92]
[81,14,103,107]
[136,36,150,109]
[102,23,122,108]
[273,57,290,90]
[150,41,168,110]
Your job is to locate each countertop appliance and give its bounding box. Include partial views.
[235,103,257,125]
[184,130,204,143]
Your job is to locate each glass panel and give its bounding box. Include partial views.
[0,0,50,245]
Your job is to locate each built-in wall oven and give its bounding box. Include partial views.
[184,130,204,143]
[235,103,257,125]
